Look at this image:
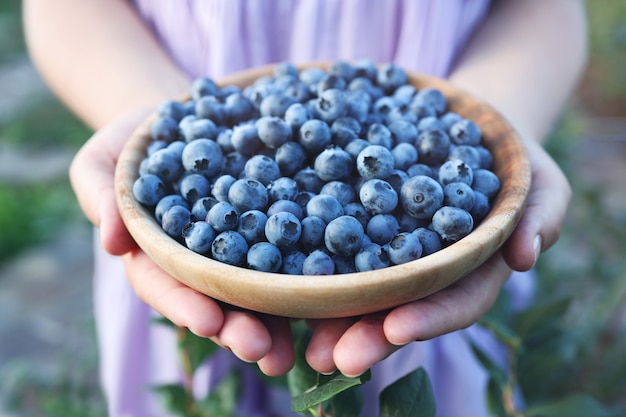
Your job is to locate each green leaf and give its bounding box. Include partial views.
[286,326,318,398]
[478,315,522,352]
[291,372,370,413]
[152,384,192,417]
[467,338,507,386]
[197,371,242,417]
[323,383,364,417]
[178,329,220,372]
[484,377,507,417]
[379,367,436,417]
[525,394,613,417]
[513,297,571,339]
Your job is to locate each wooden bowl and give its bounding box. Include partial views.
[115,63,531,319]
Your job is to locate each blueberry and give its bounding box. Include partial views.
[387,232,423,265]
[306,194,344,224]
[151,116,180,142]
[237,209,268,244]
[406,163,435,179]
[260,92,297,118]
[256,116,292,149]
[211,174,237,202]
[324,215,364,256]
[300,215,327,251]
[359,179,398,215]
[438,159,474,186]
[244,155,281,186]
[267,177,299,202]
[417,116,446,133]
[431,206,474,243]
[302,250,335,275]
[179,173,211,203]
[315,88,349,123]
[471,169,501,198]
[344,138,371,160]
[275,141,308,177]
[299,119,332,155]
[392,142,419,171]
[449,119,482,146]
[284,102,312,132]
[443,182,476,211]
[299,67,326,85]
[343,202,371,229]
[191,77,219,101]
[320,181,356,206]
[366,123,393,149]
[158,100,188,122]
[293,167,325,194]
[476,145,495,170]
[181,118,218,142]
[231,123,262,157]
[161,205,191,239]
[392,84,417,104]
[412,87,447,115]
[314,146,353,181]
[415,129,451,166]
[207,201,239,232]
[376,63,407,93]
[267,199,304,220]
[400,175,444,220]
[353,58,378,81]
[274,61,299,78]
[221,151,248,178]
[146,148,184,183]
[227,178,269,213]
[191,196,219,221]
[345,90,372,123]
[182,221,215,254]
[333,255,357,274]
[133,174,168,206]
[155,194,189,224]
[294,191,316,214]
[366,214,400,245]
[216,129,235,154]
[387,119,419,144]
[449,145,482,170]
[411,227,442,256]
[195,95,226,125]
[281,251,306,275]
[146,140,168,157]
[355,243,390,272]
[265,212,302,248]
[224,92,256,125]
[356,145,395,180]
[439,112,462,131]
[247,242,283,272]
[181,138,224,178]
[386,169,409,195]
[469,191,491,224]
[316,74,347,96]
[328,60,357,82]
[211,230,248,266]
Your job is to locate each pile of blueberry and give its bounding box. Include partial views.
[132,60,500,275]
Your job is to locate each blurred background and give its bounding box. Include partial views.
[0,1,624,416]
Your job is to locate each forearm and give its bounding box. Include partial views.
[448,0,588,143]
[23,0,191,130]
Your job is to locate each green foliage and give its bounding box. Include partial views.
[379,368,436,417]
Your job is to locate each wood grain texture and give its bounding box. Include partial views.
[114,63,531,318]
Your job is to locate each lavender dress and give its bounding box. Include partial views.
[94,1,535,415]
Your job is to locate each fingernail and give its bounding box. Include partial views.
[533,235,542,264]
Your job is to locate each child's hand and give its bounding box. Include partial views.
[69,108,295,376]
[305,140,571,377]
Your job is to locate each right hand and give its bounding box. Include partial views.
[69,107,295,376]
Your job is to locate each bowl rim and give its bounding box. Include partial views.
[114,62,531,319]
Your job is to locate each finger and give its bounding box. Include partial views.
[305,317,356,375]
[332,313,398,378]
[503,142,571,271]
[384,252,511,345]
[257,316,296,376]
[122,249,224,337]
[214,310,272,363]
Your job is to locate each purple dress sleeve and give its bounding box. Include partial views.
[93,1,535,416]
